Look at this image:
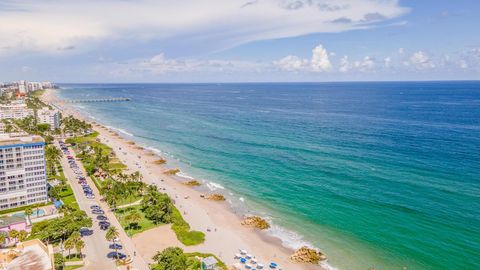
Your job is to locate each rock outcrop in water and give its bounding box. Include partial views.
[153,158,167,165]
[241,216,270,230]
[205,194,226,201]
[183,180,201,186]
[290,246,326,264]
[163,168,180,175]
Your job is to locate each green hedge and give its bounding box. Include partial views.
[0,202,52,215]
[171,207,205,246]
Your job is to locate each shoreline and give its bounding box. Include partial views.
[44,89,328,270]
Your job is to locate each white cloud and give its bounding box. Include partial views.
[458,60,468,69]
[311,44,332,72]
[409,51,435,70]
[398,47,405,54]
[354,56,375,71]
[339,56,351,72]
[384,57,392,68]
[275,55,308,71]
[275,43,332,72]
[111,53,268,76]
[0,0,408,56]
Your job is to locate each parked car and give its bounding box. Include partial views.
[107,252,126,260]
[109,243,123,250]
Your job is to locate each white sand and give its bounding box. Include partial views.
[44,89,323,270]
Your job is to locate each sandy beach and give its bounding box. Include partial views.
[44,89,323,270]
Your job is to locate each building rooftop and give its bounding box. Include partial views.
[0,215,26,227]
[0,134,44,146]
[2,239,54,270]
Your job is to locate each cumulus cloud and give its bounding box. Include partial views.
[339,56,351,72]
[409,51,435,70]
[275,55,308,72]
[311,45,332,72]
[275,44,331,72]
[0,0,408,56]
[354,56,375,71]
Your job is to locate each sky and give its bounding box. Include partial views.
[0,0,479,83]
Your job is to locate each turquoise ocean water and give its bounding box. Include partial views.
[57,82,480,270]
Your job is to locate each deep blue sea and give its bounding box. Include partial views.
[57,82,480,270]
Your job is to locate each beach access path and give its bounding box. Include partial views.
[58,140,149,270]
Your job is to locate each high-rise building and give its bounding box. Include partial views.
[37,108,60,130]
[0,135,48,210]
[18,81,27,94]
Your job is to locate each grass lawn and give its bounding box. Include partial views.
[171,207,205,246]
[64,264,83,270]
[30,89,45,97]
[115,205,158,236]
[116,194,142,207]
[58,185,80,210]
[64,254,83,262]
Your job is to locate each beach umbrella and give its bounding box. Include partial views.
[245,264,252,269]
[246,254,252,259]
[240,249,247,255]
[240,258,247,263]
[269,262,278,268]
[251,258,257,264]
[257,264,264,269]
[235,253,242,258]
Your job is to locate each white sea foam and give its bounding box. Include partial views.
[145,146,162,154]
[104,125,134,137]
[265,222,339,270]
[239,197,245,202]
[177,172,194,180]
[206,182,225,191]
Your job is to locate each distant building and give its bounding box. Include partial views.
[18,80,27,94]
[36,108,60,130]
[0,135,47,211]
[0,103,34,120]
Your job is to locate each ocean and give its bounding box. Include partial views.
[56,82,480,270]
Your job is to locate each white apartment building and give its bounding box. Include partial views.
[0,135,47,210]
[37,108,60,130]
[18,80,27,94]
[0,103,34,120]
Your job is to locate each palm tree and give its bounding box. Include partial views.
[0,233,6,248]
[75,239,85,259]
[17,230,28,242]
[105,226,120,260]
[125,211,142,230]
[8,229,19,244]
[24,207,33,221]
[64,238,75,257]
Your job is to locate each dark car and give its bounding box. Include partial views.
[90,205,100,209]
[79,227,93,236]
[109,243,123,250]
[92,209,104,215]
[107,251,126,259]
[97,215,108,221]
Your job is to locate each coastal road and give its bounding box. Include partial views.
[58,141,116,270]
[59,141,150,270]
